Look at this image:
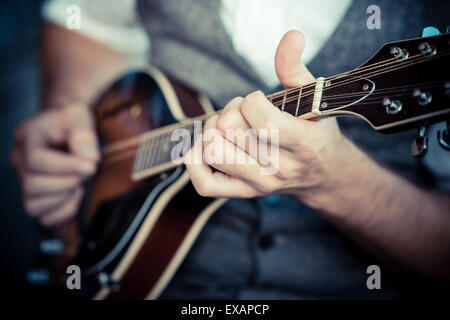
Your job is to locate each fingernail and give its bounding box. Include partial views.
[78,162,96,175]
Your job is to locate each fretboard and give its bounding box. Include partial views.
[129,33,450,180]
[130,85,319,180]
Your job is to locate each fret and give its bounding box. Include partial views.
[295,86,302,117]
[281,91,287,111]
[270,95,284,106]
[165,128,178,164]
[157,133,172,165]
[152,134,166,168]
[132,141,143,174]
[133,138,149,175]
[137,139,148,174]
[165,138,177,164]
[144,137,156,172]
[149,133,164,168]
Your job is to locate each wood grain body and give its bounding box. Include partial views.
[56,67,225,299]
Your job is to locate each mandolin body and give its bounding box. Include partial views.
[59,67,226,299]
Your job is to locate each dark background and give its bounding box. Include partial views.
[0,0,43,297]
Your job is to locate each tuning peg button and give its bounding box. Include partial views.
[420,26,441,38]
[411,126,429,158]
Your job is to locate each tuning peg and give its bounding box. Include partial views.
[437,121,450,151]
[420,26,441,38]
[411,126,429,158]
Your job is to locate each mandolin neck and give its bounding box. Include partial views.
[115,33,450,181]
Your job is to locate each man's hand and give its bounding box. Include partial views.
[185,30,352,203]
[11,105,99,227]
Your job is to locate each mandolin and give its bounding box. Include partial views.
[28,31,450,299]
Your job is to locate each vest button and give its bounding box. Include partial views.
[263,195,281,206]
[258,234,275,250]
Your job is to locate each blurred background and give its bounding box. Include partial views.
[0,0,43,297]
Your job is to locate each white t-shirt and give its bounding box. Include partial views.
[42,0,352,87]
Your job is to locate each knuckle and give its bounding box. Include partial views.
[275,161,298,181]
[241,91,262,114]
[218,109,240,132]
[276,166,291,181]
[262,117,277,130]
[64,202,78,218]
[195,179,214,197]
[14,120,32,144]
[301,144,323,161]
[24,148,39,170]
[24,200,38,217]
[22,176,37,196]
[253,179,275,194]
[204,115,219,131]
[245,90,264,101]
[67,177,82,189]
[63,104,81,117]
[227,96,244,106]
[39,217,52,228]
[203,148,215,165]
[255,182,272,195]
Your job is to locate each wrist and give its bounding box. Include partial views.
[42,95,90,111]
[295,137,377,213]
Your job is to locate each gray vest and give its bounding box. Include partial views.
[137,0,449,299]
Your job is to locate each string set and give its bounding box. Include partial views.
[102,45,450,165]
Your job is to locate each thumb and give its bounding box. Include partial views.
[65,105,100,162]
[275,30,315,89]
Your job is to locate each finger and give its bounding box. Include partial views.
[203,114,258,168]
[203,123,281,190]
[24,190,74,218]
[275,30,315,88]
[216,97,249,135]
[64,105,100,161]
[39,188,83,227]
[22,148,97,176]
[216,97,259,158]
[185,136,260,198]
[17,113,67,149]
[210,101,287,170]
[22,174,82,197]
[241,91,310,151]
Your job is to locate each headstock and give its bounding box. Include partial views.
[316,28,450,157]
